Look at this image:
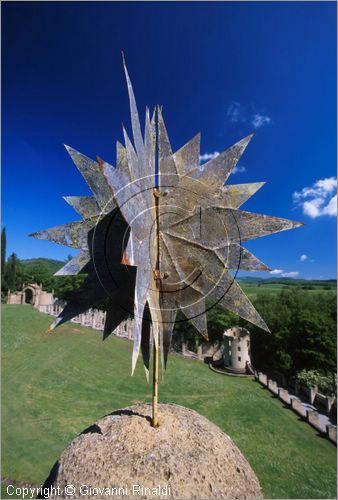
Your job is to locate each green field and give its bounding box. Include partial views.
[240,280,337,301]
[2,305,336,499]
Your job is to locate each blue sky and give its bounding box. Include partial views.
[2,1,337,279]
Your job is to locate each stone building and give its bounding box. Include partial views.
[7,283,54,308]
[223,326,251,374]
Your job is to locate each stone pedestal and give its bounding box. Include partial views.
[40,404,263,500]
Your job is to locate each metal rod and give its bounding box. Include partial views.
[152,188,161,428]
[152,333,159,427]
[151,105,160,428]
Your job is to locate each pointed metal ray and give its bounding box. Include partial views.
[131,255,151,375]
[140,304,152,382]
[161,233,208,340]
[144,107,155,172]
[162,232,269,332]
[173,133,201,177]
[122,233,136,266]
[187,134,253,191]
[122,126,153,201]
[216,244,271,272]
[219,182,266,208]
[54,250,91,276]
[116,141,131,181]
[159,300,177,369]
[99,157,153,240]
[209,276,269,332]
[30,218,97,249]
[103,306,129,340]
[49,266,107,331]
[179,286,208,340]
[51,208,136,333]
[64,145,115,212]
[122,126,138,175]
[63,196,102,219]
[167,207,303,247]
[158,107,178,183]
[122,56,146,163]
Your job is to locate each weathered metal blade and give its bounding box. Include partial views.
[116,141,131,181]
[144,107,155,172]
[99,157,154,240]
[209,275,270,332]
[173,133,201,176]
[64,145,115,212]
[215,244,271,272]
[219,182,266,208]
[103,306,129,340]
[159,301,177,369]
[29,218,97,249]
[63,196,102,219]
[131,247,151,375]
[49,266,107,331]
[167,207,303,247]
[161,233,208,340]
[180,292,208,340]
[54,250,91,276]
[141,304,152,382]
[50,209,136,332]
[158,107,178,187]
[187,134,253,191]
[162,233,269,332]
[121,126,153,204]
[122,233,135,266]
[122,56,146,164]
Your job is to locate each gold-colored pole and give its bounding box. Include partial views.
[152,186,161,428]
[152,334,159,427]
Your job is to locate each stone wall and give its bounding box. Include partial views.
[254,370,337,445]
[38,301,149,340]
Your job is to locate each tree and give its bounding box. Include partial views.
[1,227,7,292]
[1,227,6,275]
[248,289,336,378]
[5,253,19,291]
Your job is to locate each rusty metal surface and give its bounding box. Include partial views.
[64,146,115,213]
[54,250,90,276]
[30,217,98,249]
[31,59,303,373]
[63,196,101,218]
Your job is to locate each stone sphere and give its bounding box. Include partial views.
[42,403,262,499]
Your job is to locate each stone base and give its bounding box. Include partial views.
[40,403,262,499]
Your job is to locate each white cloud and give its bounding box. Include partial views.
[252,114,272,129]
[293,177,337,218]
[199,152,219,162]
[232,165,246,174]
[226,102,242,123]
[270,269,283,275]
[270,268,299,278]
[281,271,299,278]
[300,254,308,262]
[199,152,245,174]
[226,102,272,130]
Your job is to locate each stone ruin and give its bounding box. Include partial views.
[7,283,54,308]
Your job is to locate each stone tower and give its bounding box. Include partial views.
[223,327,251,374]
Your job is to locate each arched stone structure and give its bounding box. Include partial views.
[7,283,54,308]
[23,285,36,305]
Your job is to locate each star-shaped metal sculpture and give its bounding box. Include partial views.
[31,58,302,425]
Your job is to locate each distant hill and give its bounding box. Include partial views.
[19,259,336,287]
[21,258,65,275]
[238,276,336,289]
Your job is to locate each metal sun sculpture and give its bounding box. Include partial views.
[31,59,302,426]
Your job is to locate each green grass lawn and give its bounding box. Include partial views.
[2,305,336,499]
